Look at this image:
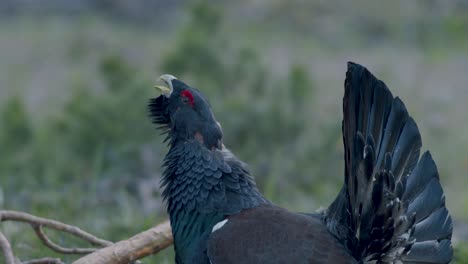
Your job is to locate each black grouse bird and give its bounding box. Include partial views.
[149,62,453,264]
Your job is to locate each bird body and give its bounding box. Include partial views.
[208,205,355,264]
[149,63,453,263]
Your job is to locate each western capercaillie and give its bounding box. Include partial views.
[148,63,453,264]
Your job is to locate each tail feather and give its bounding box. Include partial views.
[324,62,453,264]
[402,152,453,263]
[390,118,421,181]
[413,207,451,241]
[375,98,413,171]
[403,152,438,202]
[404,240,452,264]
[407,174,444,222]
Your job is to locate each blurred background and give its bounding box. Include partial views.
[0,0,467,263]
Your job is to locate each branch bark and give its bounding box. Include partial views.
[0,210,112,247]
[0,231,15,264]
[1,210,174,264]
[73,220,173,264]
[22,257,64,264]
[32,225,98,254]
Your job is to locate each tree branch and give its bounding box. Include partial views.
[0,210,112,247]
[0,231,15,264]
[0,210,174,264]
[72,220,173,264]
[22,257,65,264]
[32,224,98,254]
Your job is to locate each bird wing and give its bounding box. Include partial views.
[207,205,357,264]
[324,62,453,263]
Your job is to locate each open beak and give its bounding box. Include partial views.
[154,85,172,96]
[154,74,176,97]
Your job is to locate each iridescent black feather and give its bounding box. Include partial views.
[148,96,172,143]
[325,62,453,264]
[161,141,268,263]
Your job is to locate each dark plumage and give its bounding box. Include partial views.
[148,63,453,264]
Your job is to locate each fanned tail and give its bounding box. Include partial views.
[324,62,453,264]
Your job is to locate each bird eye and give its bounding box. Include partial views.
[180,90,195,107]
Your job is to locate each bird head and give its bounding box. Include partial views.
[149,74,223,150]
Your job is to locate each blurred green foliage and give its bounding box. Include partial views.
[0,1,467,263]
[455,242,468,263]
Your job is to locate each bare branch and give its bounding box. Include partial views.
[0,231,15,264]
[22,257,64,264]
[32,225,98,254]
[73,220,173,264]
[0,210,112,247]
[1,210,174,264]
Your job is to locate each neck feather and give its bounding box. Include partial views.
[161,140,267,262]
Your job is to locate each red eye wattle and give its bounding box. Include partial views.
[181,90,195,107]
